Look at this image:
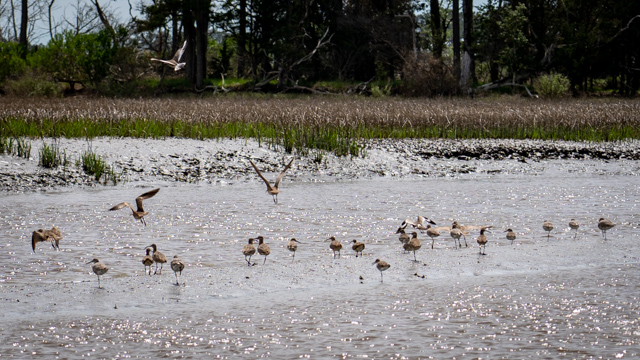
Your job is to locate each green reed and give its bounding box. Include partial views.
[39,140,67,168]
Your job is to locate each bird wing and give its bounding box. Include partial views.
[151,58,177,66]
[32,230,44,252]
[419,216,437,225]
[433,226,451,232]
[110,202,134,211]
[136,188,160,211]
[172,40,187,62]
[250,160,275,191]
[274,158,294,188]
[402,218,416,227]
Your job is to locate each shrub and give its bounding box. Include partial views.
[4,71,63,97]
[0,42,27,84]
[534,73,570,98]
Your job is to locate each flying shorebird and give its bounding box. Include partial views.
[141,248,154,275]
[31,226,62,253]
[505,228,517,245]
[87,258,108,288]
[171,255,185,285]
[425,224,440,249]
[597,218,615,240]
[250,159,294,204]
[351,239,365,258]
[150,40,187,71]
[569,219,580,239]
[373,259,390,283]
[242,238,256,265]
[543,220,554,239]
[477,227,490,255]
[109,188,160,226]
[256,236,271,264]
[146,243,167,275]
[287,238,302,260]
[401,216,437,232]
[404,232,421,261]
[327,236,342,259]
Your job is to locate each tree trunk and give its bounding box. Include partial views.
[452,0,461,87]
[462,0,476,86]
[195,0,210,89]
[19,0,28,59]
[183,1,196,85]
[429,0,443,58]
[237,0,247,77]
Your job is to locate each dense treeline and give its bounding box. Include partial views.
[0,0,638,97]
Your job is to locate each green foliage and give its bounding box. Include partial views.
[4,70,63,97]
[39,140,67,168]
[79,147,120,185]
[0,42,28,83]
[497,3,529,80]
[0,136,30,158]
[534,73,570,98]
[30,30,118,87]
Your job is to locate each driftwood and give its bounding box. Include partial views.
[475,73,538,98]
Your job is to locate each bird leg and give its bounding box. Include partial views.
[263,256,267,265]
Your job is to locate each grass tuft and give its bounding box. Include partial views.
[39,140,67,168]
[78,145,121,185]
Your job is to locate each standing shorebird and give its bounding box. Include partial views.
[396,227,410,245]
[242,238,257,265]
[141,248,154,275]
[373,259,390,283]
[543,220,554,239]
[146,243,167,275]
[150,40,187,71]
[351,240,365,258]
[569,219,580,239]
[250,158,294,204]
[287,238,302,260]
[87,258,108,288]
[477,227,489,255]
[425,225,440,249]
[170,255,185,285]
[31,226,62,253]
[109,188,160,226]
[327,236,343,259]
[402,216,437,232]
[404,232,421,261]
[450,222,466,249]
[505,228,517,245]
[598,218,615,240]
[256,236,271,264]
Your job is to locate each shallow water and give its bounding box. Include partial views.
[1,160,639,358]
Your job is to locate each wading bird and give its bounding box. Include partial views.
[569,219,580,239]
[242,238,256,265]
[597,218,615,240]
[543,220,554,239]
[287,238,302,260]
[31,226,62,253]
[477,227,489,255]
[450,222,467,248]
[250,159,294,204]
[150,40,187,71]
[141,248,154,275]
[171,255,185,285]
[327,236,343,259]
[505,228,517,245]
[396,227,410,246]
[373,259,390,283]
[110,188,160,226]
[351,239,365,258]
[87,258,108,288]
[146,243,166,275]
[256,236,271,264]
[425,225,440,249]
[404,232,421,261]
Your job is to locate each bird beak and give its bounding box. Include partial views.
[428,219,437,225]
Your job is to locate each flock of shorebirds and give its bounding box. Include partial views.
[30,158,618,287]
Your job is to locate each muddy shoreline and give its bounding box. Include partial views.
[1,137,639,192]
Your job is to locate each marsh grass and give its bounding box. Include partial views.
[39,140,67,168]
[79,146,121,185]
[1,96,639,157]
[0,136,31,158]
